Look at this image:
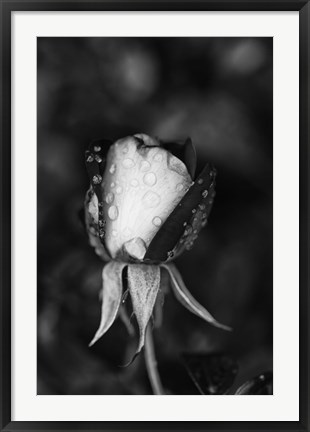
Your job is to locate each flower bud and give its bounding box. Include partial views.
[87,134,193,261]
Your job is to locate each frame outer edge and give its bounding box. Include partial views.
[1,1,309,431]
[299,2,310,432]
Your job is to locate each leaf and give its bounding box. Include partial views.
[144,163,216,262]
[162,263,232,331]
[235,372,273,395]
[89,261,126,347]
[127,264,161,357]
[183,353,238,395]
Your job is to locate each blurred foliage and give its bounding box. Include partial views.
[37,37,273,395]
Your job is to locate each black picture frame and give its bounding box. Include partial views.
[1,1,309,431]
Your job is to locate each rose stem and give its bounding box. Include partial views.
[144,324,165,395]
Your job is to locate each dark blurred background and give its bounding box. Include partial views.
[37,37,273,395]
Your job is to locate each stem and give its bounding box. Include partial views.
[144,325,165,395]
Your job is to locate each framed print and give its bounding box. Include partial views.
[1,1,309,431]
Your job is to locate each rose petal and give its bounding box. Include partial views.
[102,137,192,259]
[144,163,216,262]
[162,137,196,179]
[89,261,126,346]
[162,263,232,331]
[127,264,161,356]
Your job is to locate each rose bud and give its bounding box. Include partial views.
[84,134,231,361]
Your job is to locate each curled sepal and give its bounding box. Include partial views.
[89,261,126,347]
[144,163,216,262]
[127,264,161,357]
[84,188,110,261]
[162,263,232,332]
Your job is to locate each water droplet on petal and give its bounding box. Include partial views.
[92,174,102,185]
[143,172,157,186]
[94,145,101,152]
[87,154,94,163]
[176,183,184,192]
[202,190,209,198]
[108,205,118,221]
[130,179,139,187]
[198,178,204,185]
[105,192,114,204]
[142,191,161,208]
[122,158,135,168]
[116,186,123,194]
[95,154,102,163]
[152,216,162,227]
[140,160,151,172]
[109,164,116,174]
[123,237,146,260]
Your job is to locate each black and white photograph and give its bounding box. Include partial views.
[37,37,273,396]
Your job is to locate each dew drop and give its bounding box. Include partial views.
[140,160,151,172]
[94,145,101,152]
[123,237,146,260]
[152,216,162,227]
[202,190,209,198]
[108,205,118,221]
[198,178,204,185]
[142,191,161,208]
[92,174,102,185]
[109,164,116,174]
[192,209,197,214]
[95,154,102,163]
[130,178,139,187]
[122,158,135,168]
[111,182,115,188]
[87,154,94,163]
[111,229,117,237]
[116,186,123,194]
[105,192,114,204]
[143,172,157,186]
[176,183,184,192]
